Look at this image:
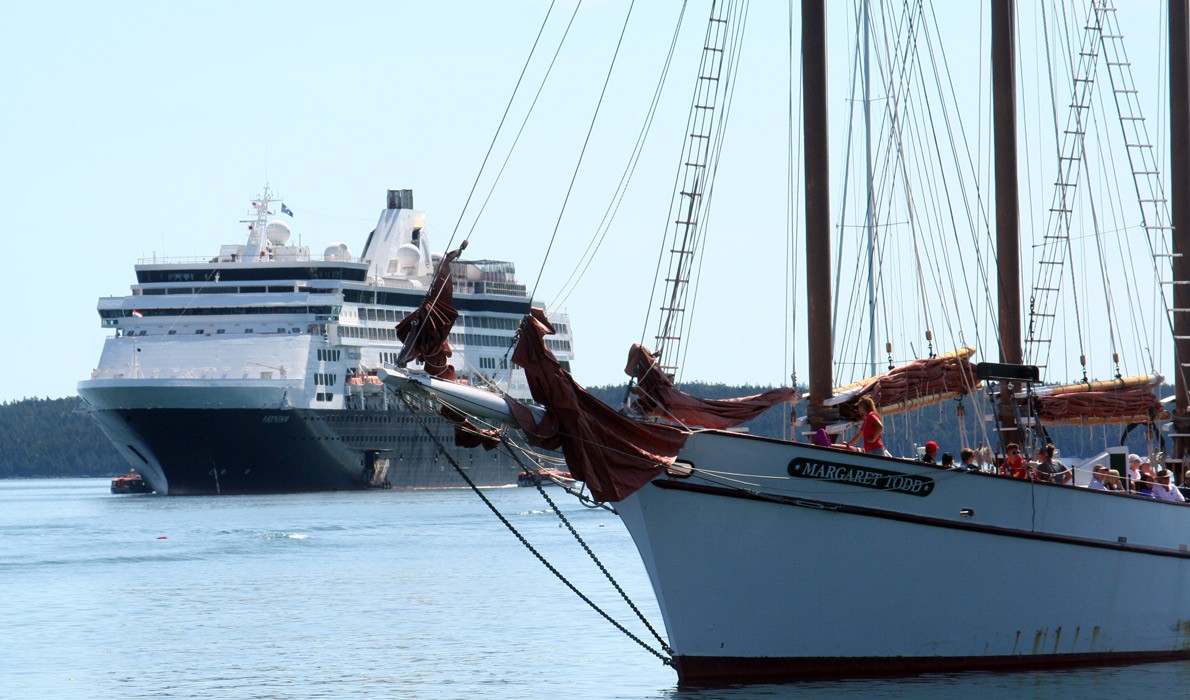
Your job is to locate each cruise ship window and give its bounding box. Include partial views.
[245,328,253,333]
[216,329,225,334]
[194,329,203,334]
[168,330,176,335]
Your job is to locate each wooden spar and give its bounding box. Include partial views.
[1014,374,1163,400]
[993,0,1023,449]
[1170,0,1190,474]
[1041,413,1171,427]
[877,392,971,418]
[803,0,835,429]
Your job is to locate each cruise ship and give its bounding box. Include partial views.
[77,188,574,494]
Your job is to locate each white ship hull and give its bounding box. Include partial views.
[616,431,1190,683]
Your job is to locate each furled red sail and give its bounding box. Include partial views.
[509,309,688,502]
[625,344,800,429]
[1023,375,1167,426]
[395,246,463,381]
[439,404,502,451]
[394,246,494,449]
[828,348,978,420]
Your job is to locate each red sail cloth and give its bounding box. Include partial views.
[509,309,688,503]
[625,344,799,429]
[1035,387,1164,424]
[438,404,501,451]
[836,354,977,421]
[395,247,462,381]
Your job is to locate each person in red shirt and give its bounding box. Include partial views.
[1002,442,1031,479]
[846,396,887,456]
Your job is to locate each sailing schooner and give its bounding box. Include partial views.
[384,0,1190,685]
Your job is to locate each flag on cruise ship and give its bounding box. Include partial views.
[281,203,294,217]
[132,310,144,317]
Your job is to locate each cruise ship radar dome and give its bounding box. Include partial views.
[395,244,422,270]
[324,242,352,261]
[265,220,291,245]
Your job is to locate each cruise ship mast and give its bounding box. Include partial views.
[241,184,282,261]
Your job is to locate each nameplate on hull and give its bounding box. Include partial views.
[787,457,935,497]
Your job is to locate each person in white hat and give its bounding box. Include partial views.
[1127,454,1142,484]
[1152,469,1186,502]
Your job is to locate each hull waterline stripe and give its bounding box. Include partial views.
[651,479,1190,560]
[670,648,1190,685]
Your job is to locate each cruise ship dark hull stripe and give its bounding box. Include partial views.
[671,649,1190,685]
[105,408,520,495]
[652,479,1190,560]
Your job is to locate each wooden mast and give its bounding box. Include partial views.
[1169,0,1190,476]
[992,0,1023,448]
[803,0,836,429]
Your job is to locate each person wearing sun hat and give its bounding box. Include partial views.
[1152,468,1186,502]
[1127,454,1143,483]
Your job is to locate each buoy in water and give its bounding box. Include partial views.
[157,536,168,540]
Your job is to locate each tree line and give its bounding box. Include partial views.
[0,397,127,478]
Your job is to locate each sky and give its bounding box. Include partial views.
[0,0,1171,403]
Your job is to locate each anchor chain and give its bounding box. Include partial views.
[504,447,673,657]
[398,395,674,666]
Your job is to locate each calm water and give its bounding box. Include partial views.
[4,478,1190,699]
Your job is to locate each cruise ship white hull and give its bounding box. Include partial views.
[616,431,1190,683]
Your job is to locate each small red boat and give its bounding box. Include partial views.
[110,469,154,494]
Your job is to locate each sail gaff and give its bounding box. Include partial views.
[824,347,979,420]
[1013,374,1167,426]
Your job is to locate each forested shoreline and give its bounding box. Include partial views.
[0,397,127,478]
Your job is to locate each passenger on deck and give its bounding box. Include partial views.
[959,448,979,472]
[1087,465,1109,490]
[1104,468,1126,492]
[1002,443,1030,479]
[845,397,889,456]
[1035,444,1072,485]
[921,441,939,465]
[1136,472,1156,498]
[940,452,955,469]
[1152,469,1186,502]
[1127,454,1143,483]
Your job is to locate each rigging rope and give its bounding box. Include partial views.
[786,0,804,437]
[400,1,566,359]
[459,1,585,248]
[530,0,639,304]
[397,394,673,666]
[502,447,672,656]
[549,1,691,312]
[443,0,562,252]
